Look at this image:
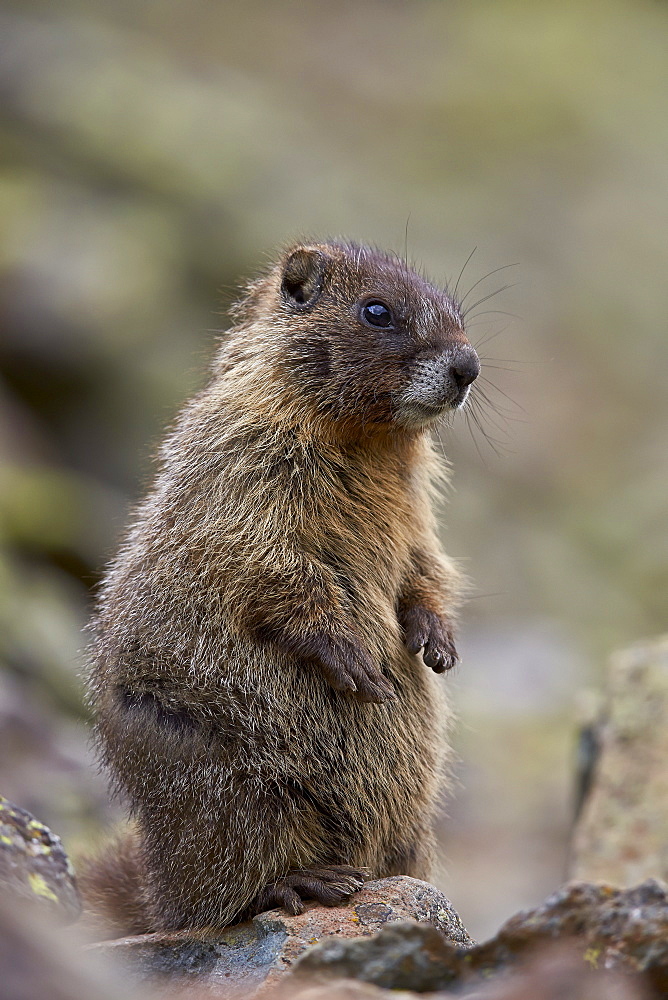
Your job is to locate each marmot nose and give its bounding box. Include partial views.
[449,347,480,389]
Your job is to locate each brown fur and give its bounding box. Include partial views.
[83,241,479,936]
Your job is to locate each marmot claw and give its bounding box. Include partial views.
[400,606,458,673]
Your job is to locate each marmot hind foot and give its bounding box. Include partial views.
[247,865,370,917]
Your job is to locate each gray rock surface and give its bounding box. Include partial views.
[0,795,81,922]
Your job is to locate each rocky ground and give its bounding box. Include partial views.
[2,636,667,999]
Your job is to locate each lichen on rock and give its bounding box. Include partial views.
[0,795,81,922]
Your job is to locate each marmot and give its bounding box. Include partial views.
[81,240,480,935]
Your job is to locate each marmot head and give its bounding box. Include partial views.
[231,241,479,436]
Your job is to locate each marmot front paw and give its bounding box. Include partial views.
[400,607,458,673]
[304,632,397,703]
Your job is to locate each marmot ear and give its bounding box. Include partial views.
[281,247,326,311]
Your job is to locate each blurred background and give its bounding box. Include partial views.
[0,0,666,941]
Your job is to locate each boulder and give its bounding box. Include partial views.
[89,875,472,993]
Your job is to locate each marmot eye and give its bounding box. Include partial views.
[361,301,394,329]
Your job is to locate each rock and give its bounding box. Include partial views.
[86,874,668,997]
[291,945,648,999]
[341,875,473,945]
[470,879,668,988]
[570,636,668,886]
[285,880,668,997]
[88,876,472,993]
[288,920,460,992]
[0,795,81,922]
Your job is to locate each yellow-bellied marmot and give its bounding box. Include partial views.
[81,241,480,935]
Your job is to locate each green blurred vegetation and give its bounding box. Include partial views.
[0,0,666,938]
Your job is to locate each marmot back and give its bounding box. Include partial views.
[81,241,480,935]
